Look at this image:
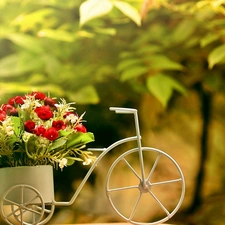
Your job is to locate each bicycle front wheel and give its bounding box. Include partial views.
[106,147,185,225]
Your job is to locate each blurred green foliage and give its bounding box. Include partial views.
[1,0,225,224]
[1,0,225,106]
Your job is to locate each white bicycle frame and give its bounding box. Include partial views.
[53,107,144,206]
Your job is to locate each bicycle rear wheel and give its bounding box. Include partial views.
[0,185,45,225]
[106,147,185,225]
[0,184,55,225]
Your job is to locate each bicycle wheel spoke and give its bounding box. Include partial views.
[108,185,139,192]
[12,207,21,217]
[146,153,161,181]
[149,189,170,216]
[20,209,23,225]
[4,207,20,218]
[13,208,26,220]
[22,205,43,215]
[35,205,52,214]
[123,158,141,180]
[129,192,142,221]
[3,198,21,207]
[151,178,182,186]
[24,195,41,206]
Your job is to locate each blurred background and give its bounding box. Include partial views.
[0,0,225,224]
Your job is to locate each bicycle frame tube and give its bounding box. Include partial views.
[110,107,146,184]
[53,136,138,206]
[53,107,146,206]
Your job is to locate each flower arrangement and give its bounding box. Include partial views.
[0,91,95,170]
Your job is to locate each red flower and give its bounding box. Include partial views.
[8,96,25,106]
[0,109,6,121]
[9,108,18,116]
[44,97,56,107]
[2,104,14,112]
[52,120,66,131]
[24,120,36,133]
[35,106,53,120]
[75,124,87,133]
[31,92,46,100]
[44,127,59,141]
[63,112,78,118]
[1,104,18,116]
[34,126,46,136]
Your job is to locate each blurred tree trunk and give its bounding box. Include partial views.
[188,83,212,213]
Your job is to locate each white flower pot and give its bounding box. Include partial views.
[0,165,54,204]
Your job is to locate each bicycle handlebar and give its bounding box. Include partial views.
[109,107,137,114]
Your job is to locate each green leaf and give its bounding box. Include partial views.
[49,137,67,151]
[0,82,65,97]
[117,58,143,71]
[11,117,21,137]
[113,0,141,26]
[93,27,117,35]
[120,66,148,81]
[147,55,184,71]
[25,135,37,154]
[0,26,13,39]
[58,130,72,137]
[67,132,95,148]
[200,33,220,47]
[66,158,75,166]
[7,117,21,146]
[7,33,44,53]
[0,52,44,77]
[26,73,48,85]
[66,157,82,166]
[137,45,162,55]
[171,20,196,43]
[208,44,225,69]
[42,54,61,76]
[12,8,56,32]
[79,0,113,27]
[69,85,100,104]
[76,30,95,38]
[38,29,75,42]
[211,0,225,8]
[147,74,186,107]
[0,82,34,95]
[196,1,208,9]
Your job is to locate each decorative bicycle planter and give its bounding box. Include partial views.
[0,107,185,225]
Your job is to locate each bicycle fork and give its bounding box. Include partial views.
[132,110,148,191]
